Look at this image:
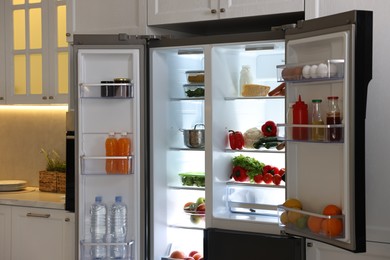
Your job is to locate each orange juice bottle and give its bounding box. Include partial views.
[117,132,131,174]
[105,132,118,174]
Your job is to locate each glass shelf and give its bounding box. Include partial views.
[80,155,134,175]
[224,96,284,101]
[79,83,134,98]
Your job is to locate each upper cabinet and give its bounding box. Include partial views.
[148,0,304,25]
[4,0,69,104]
[66,0,147,42]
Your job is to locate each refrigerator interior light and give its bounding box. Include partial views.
[177,48,204,55]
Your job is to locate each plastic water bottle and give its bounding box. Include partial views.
[90,196,107,259]
[109,196,128,259]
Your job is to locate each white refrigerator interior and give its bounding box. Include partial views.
[209,40,286,229]
[77,49,141,259]
[150,46,206,259]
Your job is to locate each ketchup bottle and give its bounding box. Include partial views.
[292,95,308,140]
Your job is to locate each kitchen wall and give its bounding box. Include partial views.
[0,106,67,186]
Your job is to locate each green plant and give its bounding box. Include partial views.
[41,148,66,173]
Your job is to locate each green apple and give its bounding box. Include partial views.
[196,197,205,205]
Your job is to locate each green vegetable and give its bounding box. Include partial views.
[179,172,205,187]
[264,142,279,149]
[185,88,205,97]
[232,155,265,182]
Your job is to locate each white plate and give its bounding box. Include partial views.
[0,180,27,191]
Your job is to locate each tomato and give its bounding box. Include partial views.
[263,173,273,184]
[254,174,263,184]
[273,174,282,185]
[231,166,249,182]
[279,168,286,176]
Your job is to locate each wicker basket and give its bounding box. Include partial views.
[39,171,66,193]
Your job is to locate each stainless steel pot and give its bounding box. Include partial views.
[180,124,205,148]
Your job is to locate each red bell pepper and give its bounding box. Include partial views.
[230,166,249,182]
[228,130,244,150]
[261,121,277,137]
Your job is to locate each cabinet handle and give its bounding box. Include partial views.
[65,217,70,222]
[49,96,54,99]
[220,8,226,13]
[66,32,71,37]
[211,9,217,14]
[42,96,48,100]
[0,97,4,100]
[26,213,51,218]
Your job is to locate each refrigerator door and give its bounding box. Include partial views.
[279,10,372,252]
[72,35,147,260]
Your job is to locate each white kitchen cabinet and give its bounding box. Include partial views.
[305,0,390,247]
[0,205,11,260]
[67,0,147,42]
[148,0,304,25]
[11,206,75,260]
[306,240,390,260]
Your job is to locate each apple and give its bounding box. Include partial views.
[193,253,202,260]
[196,203,205,213]
[170,250,186,259]
[196,197,205,205]
[189,251,199,257]
[190,215,202,224]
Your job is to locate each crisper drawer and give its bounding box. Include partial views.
[226,182,285,216]
[80,240,134,260]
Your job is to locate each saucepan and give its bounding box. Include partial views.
[180,124,205,148]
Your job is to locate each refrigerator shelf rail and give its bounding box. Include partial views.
[277,205,345,240]
[224,96,285,101]
[80,155,134,175]
[79,83,134,99]
[170,97,204,101]
[80,240,134,260]
[228,201,279,217]
[277,59,345,82]
[226,180,285,189]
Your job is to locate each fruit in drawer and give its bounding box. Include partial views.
[322,204,342,216]
[196,203,205,213]
[307,216,323,233]
[170,250,186,259]
[321,218,343,237]
[283,198,302,209]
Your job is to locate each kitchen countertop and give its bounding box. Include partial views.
[0,187,66,210]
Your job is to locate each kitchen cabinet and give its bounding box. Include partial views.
[306,239,390,260]
[3,0,69,104]
[11,206,75,260]
[67,0,148,43]
[148,0,304,25]
[0,205,11,260]
[0,0,5,104]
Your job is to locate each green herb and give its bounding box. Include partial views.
[41,148,66,173]
[185,88,205,97]
[232,154,265,182]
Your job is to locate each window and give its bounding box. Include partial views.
[4,0,68,103]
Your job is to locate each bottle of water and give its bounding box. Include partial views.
[90,196,107,259]
[109,196,128,259]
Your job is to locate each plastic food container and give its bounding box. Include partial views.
[186,70,204,83]
[183,84,205,97]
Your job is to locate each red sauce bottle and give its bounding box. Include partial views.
[326,96,342,141]
[292,95,308,140]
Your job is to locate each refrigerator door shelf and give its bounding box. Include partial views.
[277,123,344,143]
[81,155,134,175]
[277,205,345,243]
[80,240,134,260]
[80,83,134,99]
[277,59,345,83]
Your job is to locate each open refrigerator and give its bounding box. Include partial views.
[149,10,372,260]
[71,10,372,260]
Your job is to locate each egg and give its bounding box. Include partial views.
[302,65,311,79]
[310,65,318,78]
[317,63,328,78]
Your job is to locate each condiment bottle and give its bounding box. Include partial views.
[105,132,118,174]
[311,99,325,141]
[286,102,294,140]
[117,132,131,174]
[326,96,342,141]
[239,65,253,96]
[292,95,308,140]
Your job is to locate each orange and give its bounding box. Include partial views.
[287,210,302,224]
[280,211,289,225]
[307,216,323,233]
[321,218,343,237]
[322,204,342,216]
[193,253,202,260]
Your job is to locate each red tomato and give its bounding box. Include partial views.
[263,173,273,184]
[279,168,286,176]
[254,174,263,184]
[273,174,282,185]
